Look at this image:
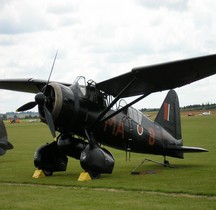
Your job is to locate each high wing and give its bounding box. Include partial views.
[0,78,71,93]
[96,54,216,97]
[0,54,216,98]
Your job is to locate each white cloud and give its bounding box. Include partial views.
[137,0,189,11]
[0,0,216,113]
[0,1,52,34]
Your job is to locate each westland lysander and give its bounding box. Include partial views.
[0,54,215,179]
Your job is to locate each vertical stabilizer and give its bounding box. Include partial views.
[155,90,181,139]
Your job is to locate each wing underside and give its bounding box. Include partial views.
[0,78,71,93]
[96,54,216,97]
[0,55,216,98]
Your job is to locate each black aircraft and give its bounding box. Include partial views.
[0,54,215,178]
[0,117,13,156]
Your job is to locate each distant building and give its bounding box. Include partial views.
[6,111,39,119]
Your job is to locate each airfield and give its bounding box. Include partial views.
[0,111,215,209]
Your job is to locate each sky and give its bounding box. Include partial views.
[0,0,216,113]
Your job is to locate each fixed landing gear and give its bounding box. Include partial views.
[42,170,53,176]
[87,171,101,179]
[163,156,170,167]
[34,141,68,176]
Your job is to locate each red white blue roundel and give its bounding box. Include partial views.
[137,125,143,136]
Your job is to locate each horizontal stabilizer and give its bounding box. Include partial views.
[164,145,208,159]
[0,139,14,150]
[165,145,208,153]
[0,117,14,152]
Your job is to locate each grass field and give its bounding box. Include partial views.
[0,114,215,209]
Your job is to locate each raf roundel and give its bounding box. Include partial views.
[137,125,143,136]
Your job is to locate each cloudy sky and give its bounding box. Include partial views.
[0,0,216,113]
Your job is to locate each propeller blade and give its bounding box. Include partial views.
[16,101,37,112]
[44,50,58,93]
[44,105,56,139]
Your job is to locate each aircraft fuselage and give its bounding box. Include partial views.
[94,110,181,157]
[42,82,182,159]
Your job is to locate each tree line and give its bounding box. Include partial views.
[140,103,216,112]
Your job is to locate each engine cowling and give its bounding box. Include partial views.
[38,83,79,133]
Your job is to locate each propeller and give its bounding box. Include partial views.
[16,101,36,112]
[16,51,58,139]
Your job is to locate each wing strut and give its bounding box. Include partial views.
[99,92,150,124]
[91,76,151,128]
[90,77,136,129]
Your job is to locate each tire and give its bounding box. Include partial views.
[43,170,53,176]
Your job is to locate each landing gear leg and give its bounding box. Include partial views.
[163,156,170,167]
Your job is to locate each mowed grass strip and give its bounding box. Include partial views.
[0,183,215,210]
[0,114,215,209]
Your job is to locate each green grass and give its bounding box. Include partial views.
[0,184,215,210]
[0,116,216,209]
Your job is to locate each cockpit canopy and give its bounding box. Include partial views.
[73,76,144,124]
[117,99,143,125]
[127,106,143,125]
[73,76,107,108]
[73,76,87,96]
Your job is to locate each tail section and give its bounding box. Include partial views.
[155,89,181,139]
[155,90,208,159]
[0,117,13,156]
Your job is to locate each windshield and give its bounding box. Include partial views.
[73,76,86,96]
